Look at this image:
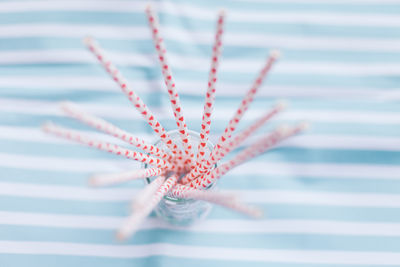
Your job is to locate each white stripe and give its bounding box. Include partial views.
[2,211,400,236]
[0,153,133,172]
[2,181,400,207]
[0,182,137,201]
[0,0,147,13]
[0,152,398,179]
[237,190,400,207]
[2,125,400,151]
[1,0,400,27]
[232,161,400,180]
[280,134,400,151]
[3,50,400,76]
[2,98,400,125]
[0,76,394,99]
[0,76,123,91]
[1,24,400,52]
[1,241,400,264]
[377,91,400,101]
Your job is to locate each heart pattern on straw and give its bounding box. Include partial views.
[194,10,226,169]
[146,6,194,166]
[83,36,183,162]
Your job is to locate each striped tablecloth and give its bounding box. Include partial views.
[1,0,400,266]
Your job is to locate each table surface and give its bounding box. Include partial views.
[1,0,400,266]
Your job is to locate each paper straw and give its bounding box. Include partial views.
[192,123,308,189]
[131,175,165,211]
[181,101,284,184]
[145,6,194,165]
[170,184,236,203]
[190,126,288,189]
[42,122,178,171]
[196,10,226,165]
[89,168,163,187]
[170,184,261,218]
[221,101,286,155]
[83,36,183,161]
[182,50,280,183]
[117,174,178,240]
[283,121,310,137]
[61,102,174,162]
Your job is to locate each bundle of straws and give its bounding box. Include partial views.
[43,6,307,240]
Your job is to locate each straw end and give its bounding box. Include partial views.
[269,49,281,59]
[145,4,153,13]
[88,176,99,187]
[60,101,75,112]
[276,124,290,135]
[41,121,54,132]
[218,8,226,17]
[298,121,311,132]
[83,36,94,46]
[276,100,288,111]
[115,213,144,242]
[252,208,264,219]
[115,230,127,242]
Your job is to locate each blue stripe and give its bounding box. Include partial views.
[1,11,400,39]
[2,197,400,222]
[1,38,400,63]
[219,175,400,194]
[0,139,398,165]
[1,113,400,137]
[2,91,400,113]
[1,225,400,251]
[0,167,95,186]
[169,0,400,14]
[0,65,398,90]
[0,197,129,217]
[1,113,399,137]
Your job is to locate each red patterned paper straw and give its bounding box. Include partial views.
[117,174,178,240]
[89,168,163,187]
[191,123,307,189]
[284,122,310,137]
[83,36,183,161]
[131,175,165,211]
[182,50,280,184]
[221,101,286,155]
[62,102,174,162]
[170,184,262,218]
[42,122,179,171]
[190,127,285,189]
[171,184,236,203]
[196,10,226,166]
[145,6,194,166]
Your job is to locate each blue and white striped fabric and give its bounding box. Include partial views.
[1,0,400,266]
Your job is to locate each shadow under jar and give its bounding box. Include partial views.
[143,129,216,226]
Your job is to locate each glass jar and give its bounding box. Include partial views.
[143,129,216,226]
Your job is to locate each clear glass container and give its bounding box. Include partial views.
[143,130,216,226]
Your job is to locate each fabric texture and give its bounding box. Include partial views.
[0,0,400,266]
